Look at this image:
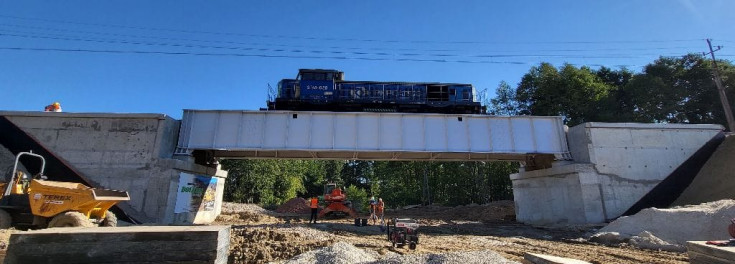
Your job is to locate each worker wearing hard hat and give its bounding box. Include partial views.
[43,102,62,112]
[309,196,319,224]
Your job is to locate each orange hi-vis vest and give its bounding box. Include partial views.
[310,197,318,208]
[377,200,384,213]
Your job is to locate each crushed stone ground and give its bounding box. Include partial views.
[214,201,688,264]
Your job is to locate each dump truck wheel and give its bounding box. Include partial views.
[48,212,94,228]
[0,209,12,229]
[101,211,117,227]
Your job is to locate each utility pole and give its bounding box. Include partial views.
[705,39,735,132]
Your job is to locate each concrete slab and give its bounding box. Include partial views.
[687,241,735,264]
[5,225,230,264]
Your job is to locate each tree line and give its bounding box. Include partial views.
[221,159,518,211]
[223,53,734,209]
[491,53,735,128]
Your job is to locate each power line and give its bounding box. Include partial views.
[0,47,533,64]
[0,30,704,60]
[0,23,705,54]
[0,14,716,45]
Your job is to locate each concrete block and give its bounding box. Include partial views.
[5,225,230,264]
[686,241,735,264]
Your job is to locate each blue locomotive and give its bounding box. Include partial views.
[267,69,484,114]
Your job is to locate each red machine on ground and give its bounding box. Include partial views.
[317,183,357,218]
[387,218,420,249]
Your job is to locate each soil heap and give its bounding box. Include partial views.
[277,197,311,214]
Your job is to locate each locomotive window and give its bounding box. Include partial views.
[314,73,325,80]
[302,73,314,80]
[450,88,456,95]
[326,73,333,80]
[462,90,470,101]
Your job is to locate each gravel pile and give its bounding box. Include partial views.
[222,202,276,216]
[281,242,518,264]
[277,197,311,214]
[217,203,280,224]
[593,199,735,250]
[282,242,377,264]
[377,250,518,264]
[276,225,336,242]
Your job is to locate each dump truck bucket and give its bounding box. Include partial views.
[28,179,130,219]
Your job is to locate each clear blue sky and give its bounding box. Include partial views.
[1,1,733,119]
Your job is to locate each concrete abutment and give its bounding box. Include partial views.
[512,122,724,225]
[0,111,227,225]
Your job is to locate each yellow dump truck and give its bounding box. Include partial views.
[0,152,130,228]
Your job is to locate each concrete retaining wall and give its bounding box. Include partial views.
[0,111,226,224]
[512,122,723,225]
[673,134,735,206]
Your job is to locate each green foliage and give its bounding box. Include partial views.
[221,158,521,209]
[508,54,734,130]
[490,81,518,115]
[220,159,305,207]
[624,54,735,126]
[344,185,369,213]
[515,63,614,126]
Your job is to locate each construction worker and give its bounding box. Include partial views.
[369,196,377,225]
[43,102,62,112]
[309,196,319,224]
[376,198,385,226]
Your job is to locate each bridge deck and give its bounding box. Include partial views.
[175,110,569,161]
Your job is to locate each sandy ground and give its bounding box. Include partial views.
[215,202,688,264]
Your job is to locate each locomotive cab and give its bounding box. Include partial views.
[296,69,342,102]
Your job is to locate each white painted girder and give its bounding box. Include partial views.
[175,110,570,161]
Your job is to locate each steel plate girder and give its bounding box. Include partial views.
[176,110,569,161]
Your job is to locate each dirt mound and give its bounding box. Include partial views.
[229,226,334,264]
[594,199,735,250]
[277,197,311,214]
[391,201,515,222]
[216,202,280,224]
